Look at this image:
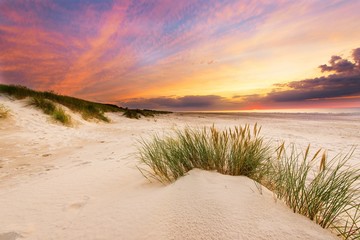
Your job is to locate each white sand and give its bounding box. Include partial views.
[1,95,359,239]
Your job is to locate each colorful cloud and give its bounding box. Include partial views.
[1,0,360,111]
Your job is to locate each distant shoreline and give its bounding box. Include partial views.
[176,107,360,115]
[174,111,360,122]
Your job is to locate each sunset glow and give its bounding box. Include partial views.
[1,0,359,111]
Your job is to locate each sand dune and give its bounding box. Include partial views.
[1,95,359,239]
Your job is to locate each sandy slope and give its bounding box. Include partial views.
[1,95,359,239]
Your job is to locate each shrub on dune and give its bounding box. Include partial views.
[123,108,170,119]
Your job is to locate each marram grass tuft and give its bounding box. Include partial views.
[30,97,71,125]
[138,124,270,183]
[264,144,360,238]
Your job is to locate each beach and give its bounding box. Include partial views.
[1,96,359,240]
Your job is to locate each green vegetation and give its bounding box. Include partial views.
[138,124,270,183]
[0,84,172,123]
[30,97,71,125]
[0,84,118,122]
[138,124,360,239]
[123,108,172,119]
[0,104,9,119]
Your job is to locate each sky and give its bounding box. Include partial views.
[0,0,360,111]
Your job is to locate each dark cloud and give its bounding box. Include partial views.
[353,48,360,64]
[268,75,360,102]
[318,48,360,74]
[319,55,356,73]
[120,95,235,110]
[118,95,248,111]
[233,94,262,103]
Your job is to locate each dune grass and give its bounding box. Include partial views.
[0,104,9,119]
[30,97,71,125]
[138,124,270,183]
[138,124,360,238]
[0,84,171,122]
[265,143,360,237]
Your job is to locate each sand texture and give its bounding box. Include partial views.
[1,95,359,239]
